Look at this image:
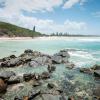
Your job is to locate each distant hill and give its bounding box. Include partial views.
[0,21,42,37]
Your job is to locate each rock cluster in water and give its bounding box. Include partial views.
[0,49,100,100]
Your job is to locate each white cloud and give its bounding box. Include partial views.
[63,0,87,9]
[0,0,87,34]
[92,11,100,18]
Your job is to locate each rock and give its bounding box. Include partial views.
[29,60,39,67]
[68,96,74,100]
[58,50,70,58]
[91,65,100,70]
[23,73,34,81]
[93,86,100,98]
[41,72,50,79]
[7,76,21,85]
[32,80,41,87]
[47,65,56,73]
[0,71,16,81]
[0,79,7,93]
[94,70,100,77]
[23,96,29,100]
[80,68,92,74]
[14,96,22,100]
[7,83,24,92]
[52,55,63,64]
[1,58,22,67]
[66,63,75,69]
[9,55,16,59]
[33,73,41,80]
[28,89,41,99]
[24,49,33,54]
[47,83,55,89]
[41,94,61,100]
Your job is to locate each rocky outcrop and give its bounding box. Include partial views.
[94,70,100,77]
[0,79,7,93]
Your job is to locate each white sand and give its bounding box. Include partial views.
[0,36,100,41]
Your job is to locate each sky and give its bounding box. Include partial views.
[0,0,100,35]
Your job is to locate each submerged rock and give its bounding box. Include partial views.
[0,71,16,81]
[0,79,7,93]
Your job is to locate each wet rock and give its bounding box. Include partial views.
[91,65,100,70]
[66,63,75,69]
[47,83,55,89]
[80,68,92,74]
[1,58,22,67]
[94,70,100,77]
[28,89,41,99]
[58,50,70,58]
[24,49,33,54]
[9,55,16,59]
[47,65,56,73]
[29,60,39,67]
[7,76,21,85]
[23,73,34,82]
[7,83,24,92]
[41,72,50,79]
[93,86,100,99]
[32,80,41,87]
[52,55,63,64]
[33,73,41,80]
[0,79,7,93]
[0,71,16,81]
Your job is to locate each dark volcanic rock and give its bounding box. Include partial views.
[0,79,7,93]
[0,71,16,81]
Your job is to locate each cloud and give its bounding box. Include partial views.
[0,0,87,34]
[92,11,100,18]
[63,0,87,9]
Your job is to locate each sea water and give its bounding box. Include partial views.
[0,37,100,99]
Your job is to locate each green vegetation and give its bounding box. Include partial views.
[0,21,42,37]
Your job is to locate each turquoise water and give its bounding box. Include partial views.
[0,37,100,99]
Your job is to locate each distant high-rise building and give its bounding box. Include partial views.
[33,26,35,32]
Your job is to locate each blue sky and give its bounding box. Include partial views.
[0,0,100,35]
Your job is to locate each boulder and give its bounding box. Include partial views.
[57,50,70,58]
[93,86,100,98]
[52,55,63,64]
[91,65,100,70]
[7,76,21,85]
[47,65,56,73]
[24,49,33,54]
[0,71,16,81]
[0,79,7,93]
[94,70,100,77]
[41,72,50,79]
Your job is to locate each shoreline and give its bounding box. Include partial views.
[0,36,100,41]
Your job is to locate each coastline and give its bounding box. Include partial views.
[0,36,100,41]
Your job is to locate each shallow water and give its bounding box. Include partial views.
[0,37,100,99]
